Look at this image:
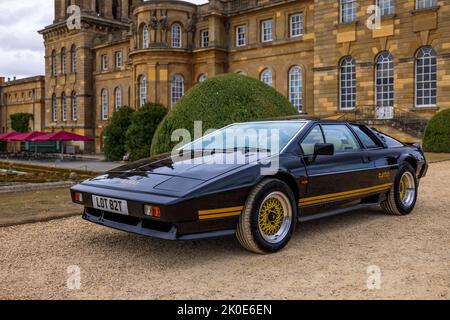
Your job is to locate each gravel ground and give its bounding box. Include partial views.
[0,161,449,300]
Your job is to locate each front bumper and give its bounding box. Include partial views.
[83,208,236,241]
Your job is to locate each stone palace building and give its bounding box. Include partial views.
[0,0,449,153]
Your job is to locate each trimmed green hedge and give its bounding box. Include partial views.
[423,109,450,153]
[103,106,134,161]
[125,103,168,161]
[151,74,298,155]
[10,113,33,132]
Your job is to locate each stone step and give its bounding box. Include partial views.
[369,124,423,145]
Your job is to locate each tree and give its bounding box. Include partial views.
[125,103,168,161]
[10,113,34,132]
[151,74,298,155]
[103,106,134,161]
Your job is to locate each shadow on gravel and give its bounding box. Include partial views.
[79,206,389,264]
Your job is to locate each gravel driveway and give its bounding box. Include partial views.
[1,161,449,300]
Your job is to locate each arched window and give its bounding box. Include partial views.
[416,46,437,107]
[112,0,120,20]
[71,91,78,121]
[375,52,394,108]
[114,87,122,110]
[260,69,273,87]
[340,56,356,110]
[289,66,303,112]
[198,74,208,83]
[171,23,182,48]
[143,25,149,49]
[61,48,67,74]
[61,92,67,121]
[171,75,184,107]
[101,89,108,120]
[51,50,57,76]
[52,94,57,121]
[71,45,77,73]
[139,75,147,107]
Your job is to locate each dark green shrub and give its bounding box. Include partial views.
[10,113,33,132]
[151,74,298,155]
[125,103,168,161]
[423,109,450,153]
[103,106,135,161]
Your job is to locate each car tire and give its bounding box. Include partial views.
[236,179,297,254]
[381,162,418,216]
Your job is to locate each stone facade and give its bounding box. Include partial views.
[0,76,45,133]
[2,0,450,153]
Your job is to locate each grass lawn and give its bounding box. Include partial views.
[0,188,82,227]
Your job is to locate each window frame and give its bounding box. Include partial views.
[261,19,273,43]
[61,92,67,121]
[290,13,304,38]
[101,54,108,71]
[61,48,67,75]
[236,25,247,47]
[375,51,394,108]
[52,94,58,122]
[377,0,395,16]
[200,29,209,48]
[339,56,356,111]
[71,45,77,73]
[71,91,78,121]
[115,51,122,68]
[260,68,273,87]
[114,87,122,110]
[415,46,437,108]
[340,0,357,23]
[416,0,437,10]
[171,74,185,107]
[171,23,182,48]
[139,75,147,107]
[143,25,149,49]
[289,65,303,113]
[101,89,108,120]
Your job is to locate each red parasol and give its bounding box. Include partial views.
[0,131,19,141]
[32,131,94,142]
[5,131,46,142]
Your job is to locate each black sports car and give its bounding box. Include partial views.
[71,121,428,254]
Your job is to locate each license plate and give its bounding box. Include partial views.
[92,195,129,215]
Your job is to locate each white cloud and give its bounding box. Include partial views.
[0,0,208,80]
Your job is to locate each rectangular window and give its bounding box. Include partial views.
[200,29,209,48]
[290,13,304,38]
[115,51,122,68]
[261,20,273,42]
[416,0,437,9]
[236,25,246,47]
[101,54,108,71]
[341,0,357,23]
[377,0,395,16]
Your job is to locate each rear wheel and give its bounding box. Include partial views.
[236,179,297,254]
[381,163,418,216]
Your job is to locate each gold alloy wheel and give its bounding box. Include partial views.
[258,192,292,244]
[399,171,416,207]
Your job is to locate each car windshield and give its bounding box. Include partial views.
[181,122,307,154]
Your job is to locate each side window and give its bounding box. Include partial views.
[351,125,380,148]
[301,126,324,155]
[322,124,360,153]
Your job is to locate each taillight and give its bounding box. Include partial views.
[74,192,83,203]
[144,205,161,218]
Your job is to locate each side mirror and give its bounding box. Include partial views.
[314,143,334,156]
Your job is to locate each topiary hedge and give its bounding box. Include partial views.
[103,106,134,161]
[125,103,168,161]
[151,74,298,155]
[10,113,34,132]
[423,109,450,153]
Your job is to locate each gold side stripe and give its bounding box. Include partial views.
[199,211,242,220]
[299,183,393,204]
[300,185,392,206]
[199,206,244,216]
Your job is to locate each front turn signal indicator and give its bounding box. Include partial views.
[144,205,161,218]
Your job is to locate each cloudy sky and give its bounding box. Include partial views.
[0,0,207,80]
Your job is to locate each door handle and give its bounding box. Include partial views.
[363,156,372,163]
